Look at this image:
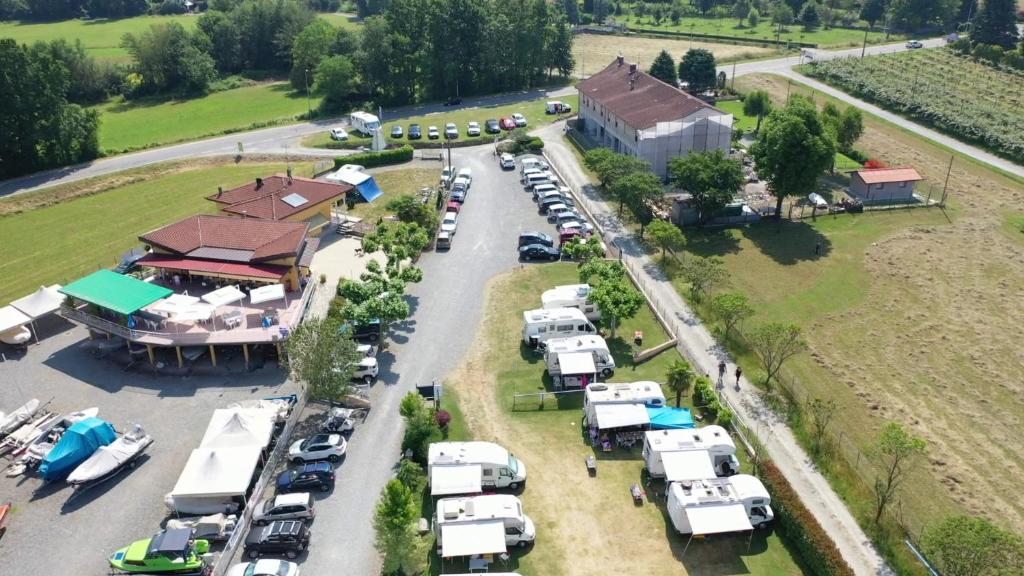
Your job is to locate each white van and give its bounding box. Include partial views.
[349,111,381,136]
[524,172,555,190]
[522,307,595,347]
[520,157,548,174]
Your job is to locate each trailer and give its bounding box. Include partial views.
[428,442,527,496]
[434,495,535,558]
[642,426,740,480]
[522,308,595,347]
[543,335,614,378]
[540,284,600,321]
[666,474,774,536]
[583,382,665,430]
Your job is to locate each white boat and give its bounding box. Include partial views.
[0,326,31,345]
[0,411,59,458]
[67,424,153,487]
[20,407,99,462]
[0,398,40,436]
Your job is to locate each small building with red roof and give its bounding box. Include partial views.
[207,174,351,236]
[849,167,923,203]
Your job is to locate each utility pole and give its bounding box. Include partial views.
[731,62,736,89]
[303,68,311,118]
[940,154,954,206]
[861,26,869,58]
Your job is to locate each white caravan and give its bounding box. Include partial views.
[643,426,740,480]
[541,284,600,321]
[522,307,595,347]
[428,442,528,496]
[349,111,381,136]
[666,475,774,535]
[434,495,536,557]
[583,382,665,429]
[543,335,615,378]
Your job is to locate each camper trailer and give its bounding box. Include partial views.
[521,308,595,347]
[349,111,381,136]
[434,495,536,557]
[583,382,665,430]
[643,426,740,480]
[543,335,615,378]
[428,442,527,496]
[541,284,600,321]
[666,475,774,535]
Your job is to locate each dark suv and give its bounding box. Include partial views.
[244,520,310,560]
[408,124,422,139]
[518,231,554,248]
[339,319,382,342]
[277,462,335,493]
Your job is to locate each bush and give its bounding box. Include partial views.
[334,144,413,169]
[759,460,855,576]
[158,0,188,14]
[844,148,869,164]
[692,376,724,421]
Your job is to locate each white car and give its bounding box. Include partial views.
[226,560,300,576]
[330,128,348,141]
[456,167,473,185]
[500,153,515,169]
[444,123,459,139]
[352,356,378,384]
[440,166,456,187]
[467,121,481,136]
[441,211,459,234]
[906,40,924,49]
[289,433,347,464]
[251,493,315,525]
[452,175,471,192]
[428,126,440,139]
[512,113,527,127]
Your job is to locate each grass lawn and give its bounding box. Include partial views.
[301,95,580,150]
[716,100,758,132]
[443,262,806,576]
[94,82,319,153]
[573,33,777,75]
[340,167,438,223]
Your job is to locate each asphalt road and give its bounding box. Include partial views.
[297,147,557,574]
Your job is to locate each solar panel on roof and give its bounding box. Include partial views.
[281,193,309,207]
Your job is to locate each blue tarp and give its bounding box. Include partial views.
[40,417,117,480]
[646,406,696,430]
[356,176,383,203]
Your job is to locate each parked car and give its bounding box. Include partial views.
[428,126,440,139]
[436,230,452,250]
[226,560,300,576]
[500,153,515,169]
[445,200,461,214]
[485,119,501,134]
[351,357,378,384]
[546,101,572,114]
[545,204,574,221]
[440,166,456,187]
[277,462,335,494]
[408,124,422,139]
[444,96,463,106]
[558,229,582,245]
[511,113,527,127]
[456,167,473,185]
[390,125,404,138]
[467,121,481,137]
[330,128,348,141]
[450,188,467,203]
[553,211,584,228]
[244,521,310,560]
[518,231,553,248]
[558,220,594,236]
[519,244,561,261]
[289,434,347,464]
[452,175,471,193]
[444,123,458,139]
[252,493,315,526]
[539,194,575,212]
[441,211,459,234]
[499,117,517,131]
[339,319,382,342]
[906,40,924,49]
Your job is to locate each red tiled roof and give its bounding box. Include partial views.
[854,167,923,184]
[137,254,289,280]
[208,175,351,220]
[139,215,308,262]
[577,59,717,130]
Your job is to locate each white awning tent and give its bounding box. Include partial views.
[662,450,717,483]
[149,293,201,314]
[0,306,31,333]
[11,284,65,319]
[440,520,507,558]
[199,408,276,449]
[249,283,286,306]
[557,352,596,376]
[431,464,483,496]
[592,403,650,430]
[170,445,262,498]
[202,285,247,308]
[173,303,215,322]
[685,504,753,535]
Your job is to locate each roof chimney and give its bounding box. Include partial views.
[255,177,263,189]
[617,53,624,67]
[286,167,293,184]
[629,63,637,74]
[217,186,223,197]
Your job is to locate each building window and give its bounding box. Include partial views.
[875,184,883,190]
[898,181,907,188]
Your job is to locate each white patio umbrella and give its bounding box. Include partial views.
[202,285,247,331]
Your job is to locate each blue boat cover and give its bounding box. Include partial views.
[40,417,117,480]
[646,406,696,430]
[356,176,383,203]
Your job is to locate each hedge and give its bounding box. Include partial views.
[691,376,733,426]
[759,460,855,576]
[334,145,414,169]
[626,27,817,49]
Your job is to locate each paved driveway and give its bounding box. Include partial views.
[297,145,556,575]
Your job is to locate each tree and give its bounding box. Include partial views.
[585,150,650,189]
[561,236,607,263]
[955,0,977,27]
[742,89,773,134]
[395,459,427,493]
[733,0,751,25]
[284,317,361,401]
[648,49,678,86]
[887,0,958,32]
[339,260,419,326]
[678,48,717,93]
[710,292,754,341]
[590,280,644,338]
[747,322,807,387]
[750,96,835,217]
[666,359,695,407]
[373,478,428,575]
[922,515,1024,576]
[747,7,760,28]
[290,19,340,91]
[399,391,441,464]
[836,107,864,153]
[860,0,888,29]
[973,0,1019,49]
[387,195,440,231]
[872,422,926,523]
[609,169,661,217]
[578,259,626,286]
[798,0,820,30]
[196,10,242,74]
[312,55,354,112]
[563,0,579,24]
[679,256,728,301]
[362,221,432,268]
[647,220,685,262]
[545,15,575,78]
[121,22,215,95]
[669,149,745,222]
[806,397,838,455]
[772,3,794,25]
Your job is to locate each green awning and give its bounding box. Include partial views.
[60,270,173,315]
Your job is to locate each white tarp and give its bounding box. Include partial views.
[440,520,507,558]
[170,445,262,498]
[149,293,201,314]
[327,169,371,186]
[249,284,286,306]
[202,285,246,308]
[67,430,152,484]
[557,352,596,376]
[431,464,483,496]
[662,450,717,483]
[10,285,64,319]
[0,305,31,333]
[173,303,215,322]
[200,409,276,449]
[685,504,753,536]
[593,403,650,430]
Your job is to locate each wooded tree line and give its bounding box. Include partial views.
[0,0,339,20]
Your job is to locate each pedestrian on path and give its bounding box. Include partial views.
[717,360,726,385]
[735,366,743,390]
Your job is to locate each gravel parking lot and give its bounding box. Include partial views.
[0,319,295,576]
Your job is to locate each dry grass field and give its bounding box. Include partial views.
[573,32,778,76]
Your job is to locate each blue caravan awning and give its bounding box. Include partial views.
[355,176,383,203]
[646,406,695,430]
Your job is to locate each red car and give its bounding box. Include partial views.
[446,200,461,214]
[499,117,517,131]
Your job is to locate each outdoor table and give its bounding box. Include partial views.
[468,556,489,573]
[585,455,597,476]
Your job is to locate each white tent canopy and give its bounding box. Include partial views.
[685,504,753,536]
[202,285,246,308]
[11,285,64,319]
[173,303,215,322]
[170,445,262,498]
[249,283,286,306]
[431,465,483,496]
[149,293,201,314]
[662,450,717,483]
[558,352,596,376]
[0,305,31,333]
[440,521,507,558]
[200,408,276,449]
[592,403,650,430]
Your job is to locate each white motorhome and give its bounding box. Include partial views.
[666,475,774,535]
[522,308,595,347]
[583,382,665,430]
[428,442,527,496]
[543,335,614,378]
[643,426,740,480]
[541,284,600,321]
[349,111,381,136]
[434,495,536,557]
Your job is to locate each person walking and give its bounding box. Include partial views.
[717,360,726,387]
[734,366,743,390]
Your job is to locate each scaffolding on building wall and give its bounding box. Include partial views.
[638,114,733,177]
